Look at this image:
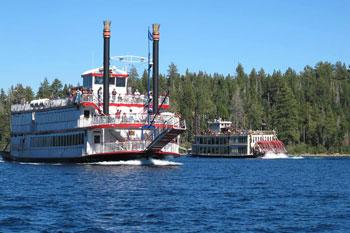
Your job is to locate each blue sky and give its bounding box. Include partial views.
[0,0,349,91]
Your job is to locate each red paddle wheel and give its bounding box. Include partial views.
[253,140,287,156]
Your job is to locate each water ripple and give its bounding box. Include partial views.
[0,157,350,232]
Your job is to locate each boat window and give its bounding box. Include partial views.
[80,133,84,144]
[84,110,90,118]
[94,135,101,144]
[83,76,93,87]
[69,135,73,146]
[116,78,125,87]
[94,77,104,84]
[73,134,76,145]
[109,78,115,85]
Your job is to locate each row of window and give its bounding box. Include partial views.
[193,145,247,155]
[35,109,80,123]
[195,136,247,145]
[251,136,274,143]
[94,77,126,87]
[30,133,84,148]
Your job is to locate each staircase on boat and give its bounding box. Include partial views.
[146,121,186,153]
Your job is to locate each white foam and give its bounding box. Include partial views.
[18,162,42,165]
[89,159,182,166]
[290,156,304,159]
[261,152,304,159]
[261,152,290,159]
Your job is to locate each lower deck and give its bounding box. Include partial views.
[191,145,250,157]
[10,127,180,161]
[192,132,280,157]
[2,150,171,163]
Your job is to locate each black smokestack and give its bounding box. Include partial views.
[103,20,111,115]
[152,24,160,114]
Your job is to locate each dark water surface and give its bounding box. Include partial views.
[1,156,350,232]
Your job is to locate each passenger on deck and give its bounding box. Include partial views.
[97,87,102,105]
[122,112,127,122]
[118,93,122,102]
[134,89,140,103]
[112,88,117,102]
[115,109,121,120]
[71,89,77,103]
[76,89,82,104]
[129,109,134,122]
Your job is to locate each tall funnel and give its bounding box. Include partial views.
[103,20,111,115]
[152,24,160,114]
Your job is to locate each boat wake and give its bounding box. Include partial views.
[261,152,303,159]
[89,159,182,166]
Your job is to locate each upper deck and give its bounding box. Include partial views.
[11,64,170,113]
[11,93,169,113]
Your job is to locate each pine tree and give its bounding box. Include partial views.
[272,81,299,145]
[37,78,51,98]
[51,78,63,98]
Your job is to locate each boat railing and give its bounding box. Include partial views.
[89,140,151,154]
[78,114,181,128]
[159,115,186,130]
[11,98,74,112]
[89,140,179,155]
[80,94,169,106]
[161,142,179,153]
[11,93,169,113]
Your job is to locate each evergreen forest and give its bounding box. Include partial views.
[1,62,349,154]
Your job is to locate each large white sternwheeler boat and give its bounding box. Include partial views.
[191,119,286,158]
[2,21,186,163]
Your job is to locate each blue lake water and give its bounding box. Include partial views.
[1,156,350,232]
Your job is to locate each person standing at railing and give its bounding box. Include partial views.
[88,88,93,102]
[115,109,121,121]
[71,89,77,103]
[76,89,82,104]
[68,88,73,103]
[122,112,127,122]
[97,87,102,106]
[134,89,140,103]
[112,88,117,103]
[129,109,134,123]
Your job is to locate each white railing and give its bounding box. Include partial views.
[11,94,170,112]
[161,143,179,153]
[81,94,169,106]
[89,141,150,154]
[11,99,72,112]
[78,114,181,128]
[89,141,180,155]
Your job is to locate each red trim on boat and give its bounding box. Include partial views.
[110,103,169,109]
[156,151,180,156]
[81,102,100,111]
[81,102,169,110]
[90,150,145,156]
[89,150,180,157]
[82,73,128,78]
[89,123,175,129]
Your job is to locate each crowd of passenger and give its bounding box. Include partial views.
[66,87,156,105]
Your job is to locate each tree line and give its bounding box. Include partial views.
[1,62,350,153]
[129,61,350,153]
